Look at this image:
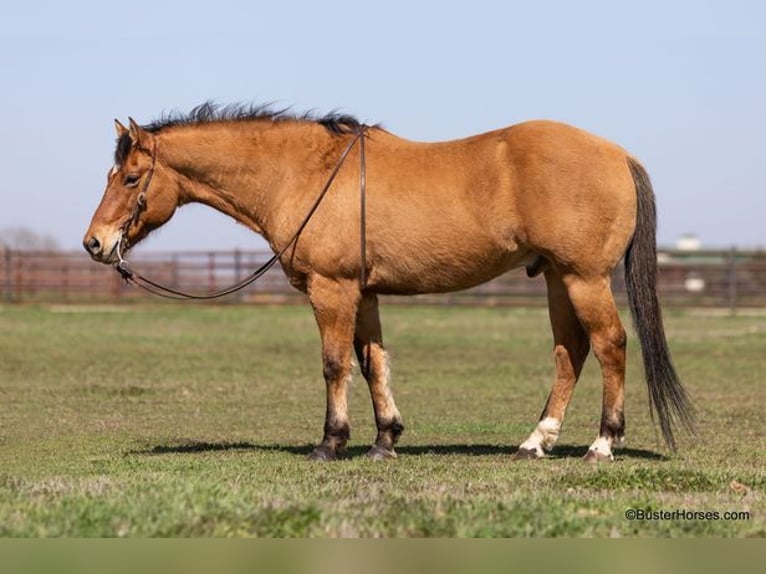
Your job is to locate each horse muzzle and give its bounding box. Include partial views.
[83,230,122,264]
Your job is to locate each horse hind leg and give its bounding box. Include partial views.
[354,293,404,460]
[514,270,590,459]
[565,274,627,462]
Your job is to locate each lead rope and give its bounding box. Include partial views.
[115,126,369,300]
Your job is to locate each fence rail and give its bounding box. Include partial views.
[2,248,765,309]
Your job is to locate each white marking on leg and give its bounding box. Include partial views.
[379,350,398,417]
[587,436,614,461]
[519,416,561,457]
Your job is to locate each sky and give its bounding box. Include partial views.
[1,0,764,252]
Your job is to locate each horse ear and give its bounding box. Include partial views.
[114,119,129,138]
[128,117,152,149]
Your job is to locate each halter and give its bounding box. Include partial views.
[115,142,157,266]
[114,126,369,300]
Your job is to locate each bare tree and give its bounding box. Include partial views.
[0,227,60,250]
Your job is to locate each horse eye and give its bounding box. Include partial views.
[123,174,140,187]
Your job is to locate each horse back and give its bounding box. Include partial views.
[351,121,636,292]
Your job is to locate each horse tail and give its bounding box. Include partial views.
[624,156,695,450]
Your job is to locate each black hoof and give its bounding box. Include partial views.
[307,446,338,462]
[366,445,397,460]
[583,449,613,463]
[512,447,543,460]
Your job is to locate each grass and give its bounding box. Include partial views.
[0,304,763,537]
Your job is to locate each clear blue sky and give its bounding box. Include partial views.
[1,0,764,251]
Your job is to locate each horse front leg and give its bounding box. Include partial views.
[354,293,404,460]
[307,275,361,461]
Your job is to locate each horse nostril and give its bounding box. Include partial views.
[85,236,101,255]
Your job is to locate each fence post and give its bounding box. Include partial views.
[233,249,243,302]
[13,250,22,303]
[208,252,216,293]
[3,247,12,303]
[727,246,738,316]
[111,266,121,303]
[62,261,69,304]
[171,253,179,290]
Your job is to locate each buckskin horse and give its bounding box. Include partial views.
[83,103,693,462]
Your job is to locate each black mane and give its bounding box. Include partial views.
[144,101,364,135]
[115,102,367,165]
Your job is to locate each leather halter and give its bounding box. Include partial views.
[114,126,369,300]
[124,143,157,234]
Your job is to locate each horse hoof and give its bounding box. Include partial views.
[583,449,614,463]
[307,446,337,462]
[512,447,544,460]
[366,445,397,460]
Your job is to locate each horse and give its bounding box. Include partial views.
[83,103,694,462]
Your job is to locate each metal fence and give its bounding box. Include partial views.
[2,247,765,310]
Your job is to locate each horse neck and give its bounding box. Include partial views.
[156,122,337,246]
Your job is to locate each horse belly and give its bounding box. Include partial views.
[371,235,530,295]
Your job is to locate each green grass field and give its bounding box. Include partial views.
[0,304,763,537]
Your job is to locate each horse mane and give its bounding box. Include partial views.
[114,102,367,165]
[144,101,364,135]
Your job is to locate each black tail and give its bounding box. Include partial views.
[625,156,694,450]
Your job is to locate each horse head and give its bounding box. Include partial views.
[83,119,180,263]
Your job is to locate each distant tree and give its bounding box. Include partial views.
[0,227,60,250]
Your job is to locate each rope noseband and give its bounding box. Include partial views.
[114,126,369,300]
